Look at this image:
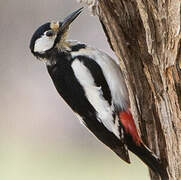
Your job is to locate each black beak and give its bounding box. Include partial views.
[59,7,83,32]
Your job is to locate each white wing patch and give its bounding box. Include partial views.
[34,34,56,53]
[72,59,120,139]
[71,47,129,110]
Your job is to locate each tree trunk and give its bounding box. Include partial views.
[79,0,181,180]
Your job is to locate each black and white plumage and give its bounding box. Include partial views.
[29,8,168,179]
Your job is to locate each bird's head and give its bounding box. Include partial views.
[29,8,83,60]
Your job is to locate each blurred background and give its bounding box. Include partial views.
[0,0,149,179]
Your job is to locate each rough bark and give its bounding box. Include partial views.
[79,0,181,180]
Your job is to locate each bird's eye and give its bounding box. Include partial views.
[46,30,54,37]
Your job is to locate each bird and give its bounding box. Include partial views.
[29,7,168,179]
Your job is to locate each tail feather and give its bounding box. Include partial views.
[119,110,168,179]
[126,138,169,180]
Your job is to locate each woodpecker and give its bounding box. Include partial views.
[29,8,168,179]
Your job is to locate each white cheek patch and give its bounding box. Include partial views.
[34,35,56,53]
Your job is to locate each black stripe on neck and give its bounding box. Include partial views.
[71,44,86,51]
